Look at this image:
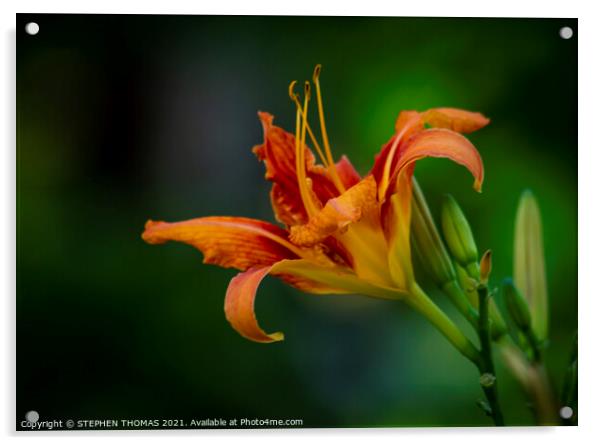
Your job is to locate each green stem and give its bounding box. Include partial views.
[525,329,542,363]
[408,282,481,366]
[442,280,480,329]
[477,285,505,426]
[497,335,558,425]
[455,262,508,340]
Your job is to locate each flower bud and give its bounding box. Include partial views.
[513,190,548,340]
[479,250,492,285]
[456,260,508,339]
[441,194,479,269]
[502,278,532,332]
[410,179,456,286]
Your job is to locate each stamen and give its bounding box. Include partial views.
[288,80,299,102]
[312,64,346,193]
[289,81,329,168]
[294,81,320,218]
[378,130,405,201]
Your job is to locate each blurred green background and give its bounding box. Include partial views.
[17,15,577,428]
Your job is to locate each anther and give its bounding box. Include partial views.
[295,80,319,218]
[288,80,299,102]
[313,64,321,82]
[304,81,311,100]
[288,78,328,168]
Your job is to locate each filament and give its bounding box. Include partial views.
[378,130,406,201]
[288,81,329,168]
[312,64,345,193]
[294,81,320,218]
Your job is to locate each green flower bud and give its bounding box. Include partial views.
[411,181,480,328]
[456,260,508,339]
[502,278,532,332]
[513,190,548,341]
[410,179,456,286]
[441,194,479,269]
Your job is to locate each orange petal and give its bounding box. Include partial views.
[392,128,485,193]
[382,128,486,289]
[335,155,362,189]
[380,167,416,290]
[253,112,315,225]
[371,134,399,187]
[309,155,361,204]
[372,112,423,200]
[395,110,423,133]
[224,259,405,343]
[308,168,341,204]
[253,112,347,226]
[271,259,403,299]
[289,176,378,247]
[269,183,308,227]
[225,266,285,343]
[142,216,303,270]
[421,108,490,134]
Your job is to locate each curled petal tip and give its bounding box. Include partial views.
[270,332,285,342]
[142,220,166,244]
[256,112,275,137]
[225,266,286,343]
[473,180,483,193]
[422,108,491,134]
[394,128,485,197]
[257,110,274,125]
[243,330,285,344]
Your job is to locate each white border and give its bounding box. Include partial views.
[2,1,599,444]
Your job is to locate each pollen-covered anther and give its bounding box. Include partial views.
[313,64,322,82]
[287,79,329,168]
[288,80,299,102]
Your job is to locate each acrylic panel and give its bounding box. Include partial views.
[17,14,577,430]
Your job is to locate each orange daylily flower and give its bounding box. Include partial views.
[142,66,489,345]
